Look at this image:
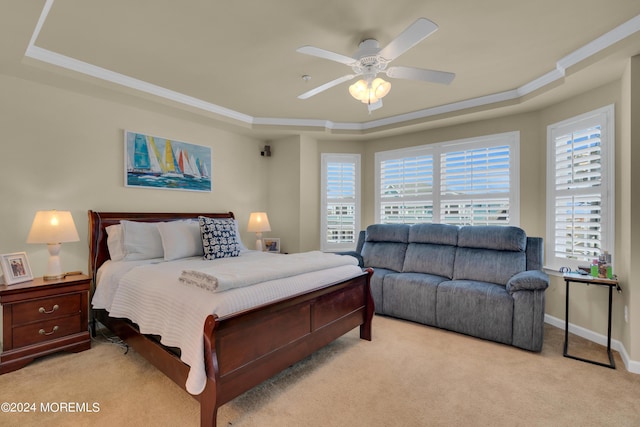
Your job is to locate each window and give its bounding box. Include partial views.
[375,132,519,226]
[378,148,434,224]
[321,154,361,251]
[546,105,614,270]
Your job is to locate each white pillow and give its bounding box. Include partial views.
[157,220,204,261]
[106,224,125,261]
[233,219,248,252]
[121,220,164,261]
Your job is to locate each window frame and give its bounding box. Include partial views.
[545,104,615,271]
[374,131,520,226]
[320,153,361,252]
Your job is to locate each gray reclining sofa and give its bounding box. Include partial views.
[347,223,549,351]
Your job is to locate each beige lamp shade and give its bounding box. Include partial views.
[247,212,271,251]
[27,210,80,280]
[247,212,271,233]
[27,210,80,243]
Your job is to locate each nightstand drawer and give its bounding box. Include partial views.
[12,293,82,325]
[13,315,82,348]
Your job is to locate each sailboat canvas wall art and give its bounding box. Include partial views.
[124,130,212,192]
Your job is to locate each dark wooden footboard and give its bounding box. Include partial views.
[200,269,373,426]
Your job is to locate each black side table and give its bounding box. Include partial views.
[563,273,621,369]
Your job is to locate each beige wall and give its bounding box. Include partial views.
[0,74,268,276]
[266,134,321,253]
[265,136,301,254]
[621,56,640,359]
[299,134,320,252]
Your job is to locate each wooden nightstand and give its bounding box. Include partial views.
[0,274,91,374]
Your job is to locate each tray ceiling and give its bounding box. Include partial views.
[6,0,640,137]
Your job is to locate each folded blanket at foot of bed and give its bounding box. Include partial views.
[179,251,359,293]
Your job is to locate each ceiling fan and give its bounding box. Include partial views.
[297,18,455,112]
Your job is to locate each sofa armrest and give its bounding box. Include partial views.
[506,270,549,294]
[335,251,364,268]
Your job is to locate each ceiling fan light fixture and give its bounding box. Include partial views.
[349,77,391,105]
[297,18,454,107]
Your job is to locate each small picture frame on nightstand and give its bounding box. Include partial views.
[0,252,34,285]
[263,238,280,253]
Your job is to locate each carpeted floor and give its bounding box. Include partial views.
[1,315,639,426]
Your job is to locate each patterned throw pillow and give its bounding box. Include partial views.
[199,216,241,259]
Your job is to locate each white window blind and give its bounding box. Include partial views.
[379,154,433,224]
[321,154,360,251]
[375,132,519,225]
[546,105,614,269]
[440,144,512,225]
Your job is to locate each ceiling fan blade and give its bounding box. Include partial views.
[386,66,455,85]
[378,18,439,62]
[298,74,356,99]
[296,46,355,65]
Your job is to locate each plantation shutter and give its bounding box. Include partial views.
[375,132,519,226]
[546,105,614,270]
[440,145,511,225]
[379,154,433,224]
[552,126,603,262]
[321,154,360,251]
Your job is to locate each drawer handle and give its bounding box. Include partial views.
[39,304,59,314]
[38,326,59,336]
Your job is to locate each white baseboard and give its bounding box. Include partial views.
[545,314,640,374]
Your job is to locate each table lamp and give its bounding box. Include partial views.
[247,212,271,251]
[26,210,80,280]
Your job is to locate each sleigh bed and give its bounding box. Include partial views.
[88,210,374,427]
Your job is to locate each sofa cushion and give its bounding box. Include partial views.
[362,243,407,272]
[457,225,526,252]
[453,248,526,286]
[366,224,410,243]
[436,280,513,345]
[409,223,458,245]
[403,243,456,278]
[401,223,458,278]
[383,272,444,325]
[361,224,410,272]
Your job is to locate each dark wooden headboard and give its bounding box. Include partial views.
[87,210,235,285]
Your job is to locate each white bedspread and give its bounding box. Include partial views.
[91,251,363,395]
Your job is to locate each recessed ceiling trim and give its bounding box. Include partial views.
[252,116,362,131]
[24,46,254,124]
[557,14,640,72]
[518,69,565,97]
[25,1,640,135]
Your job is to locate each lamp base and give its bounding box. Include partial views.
[44,243,64,281]
[255,232,263,251]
